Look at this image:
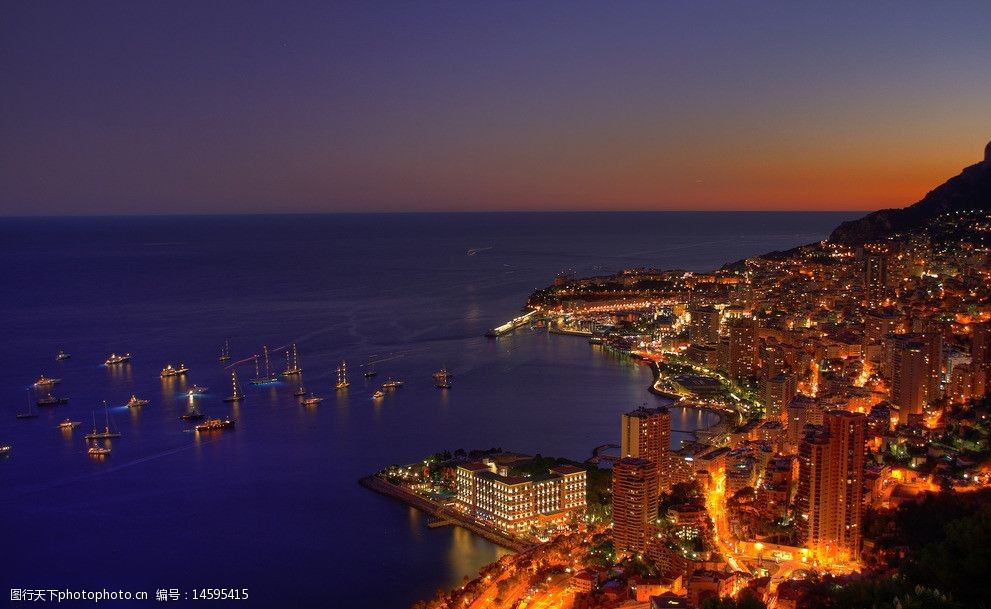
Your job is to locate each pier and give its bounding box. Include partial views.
[359,475,533,553]
[485,310,537,337]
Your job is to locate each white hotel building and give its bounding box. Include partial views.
[455,462,587,535]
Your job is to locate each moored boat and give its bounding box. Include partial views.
[33,375,61,387]
[335,360,350,389]
[104,352,131,366]
[126,394,149,408]
[250,347,278,385]
[195,417,235,432]
[160,363,189,378]
[37,394,69,406]
[84,405,121,440]
[59,419,82,430]
[88,446,111,456]
[300,394,324,406]
[56,349,71,361]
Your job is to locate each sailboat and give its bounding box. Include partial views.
[250,347,278,385]
[85,402,121,440]
[293,377,308,397]
[219,339,231,362]
[281,344,302,376]
[16,390,39,419]
[336,360,350,389]
[223,370,246,403]
[434,368,452,390]
[363,361,378,378]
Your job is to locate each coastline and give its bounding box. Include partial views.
[358,475,533,553]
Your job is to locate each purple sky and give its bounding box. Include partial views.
[1,1,989,214]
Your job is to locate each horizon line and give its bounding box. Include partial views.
[0,208,874,219]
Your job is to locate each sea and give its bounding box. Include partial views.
[0,212,860,608]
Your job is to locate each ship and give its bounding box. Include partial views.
[126,394,149,408]
[88,446,111,456]
[300,394,324,406]
[223,370,245,403]
[372,389,385,399]
[187,385,209,396]
[17,390,39,419]
[59,419,82,430]
[179,409,205,421]
[33,374,61,387]
[37,394,69,406]
[363,361,378,378]
[434,370,452,390]
[250,346,278,385]
[381,378,404,390]
[160,363,189,378]
[84,405,122,440]
[104,352,131,366]
[56,349,71,361]
[195,417,235,432]
[219,339,231,362]
[335,360,350,389]
[281,343,302,376]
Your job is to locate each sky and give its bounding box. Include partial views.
[1,1,989,215]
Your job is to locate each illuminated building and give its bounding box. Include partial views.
[455,462,586,535]
[688,305,721,345]
[727,317,758,378]
[764,372,797,422]
[796,410,866,562]
[611,457,659,557]
[891,333,942,424]
[864,249,888,307]
[785,394,822,453]
[972,322,990,397]
[621,406,672,492]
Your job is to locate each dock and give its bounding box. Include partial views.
[485,310,537,337]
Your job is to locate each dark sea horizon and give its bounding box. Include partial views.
[0,211,861,608]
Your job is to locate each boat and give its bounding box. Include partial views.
[293,385,308,397]
[17,390,39,419]
[250,347,278,385]
[84,404,122,440]
[435,373,452,390]
[160,363,189,378]
[126,394,149,408]
[104,352,131,366]
[56,349,71,361]
[432,366,451,380]
[381,378,404,390]
[363,362,378,378]
[33,375,61,387]
[88,446,111,456]
[335,360,350,389]
[59,419,82,429]
[187,385,209,396]
[179,409,205,421]
[0,444,11,456]
[223,371,245,403]
[37,394,69,406]
[219,339,231,362]
[300,394,324,406]
[281,344,302,376]
[372,390,385,399]
[195,417,235,432]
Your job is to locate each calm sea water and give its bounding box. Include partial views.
[0,212,859,608]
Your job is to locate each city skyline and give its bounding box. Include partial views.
[2,1,990,215]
